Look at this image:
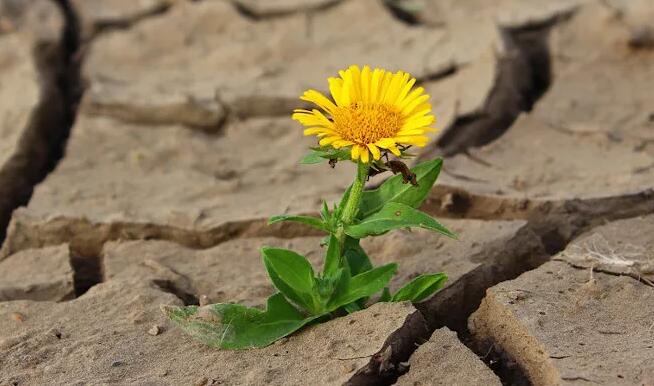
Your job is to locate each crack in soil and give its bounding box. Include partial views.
[422,22,553,158]
[86,1,173,38]
[230,0,344,21]
[0,0,82,245]
[0,215,324,262]
[425,185,654,254]
[346,310,430,386]
[151,279,200,306]
[69,249,103,296]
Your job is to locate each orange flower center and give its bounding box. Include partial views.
[332,102,404,144]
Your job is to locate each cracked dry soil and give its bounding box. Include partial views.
[1,0,654,385]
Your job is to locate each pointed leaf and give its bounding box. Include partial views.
[261,248,317,312]
[300,151,326,164]
[301,147,351,164]
[328,263,398,309]
[343,236,373,275]
[322,234,342,278]
[320,201,331,222]
[335,184,352,220]
[268,215,327,232]
[345,202,456,239]
[163,293,321,349]
[359,159,443,218]
[379,287,392,302]
[391,273,448,303]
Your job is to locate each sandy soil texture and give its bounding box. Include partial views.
[1,0,654,385]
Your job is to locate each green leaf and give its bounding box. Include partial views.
[328,263,398,309]
[300,147,351,165]
[320,201,331,222]
[391,273,448,303]
[334,184,352,220]
[342,302,361,314]
[345,202,456,239]
[343,236,373,275]
[359,159,443,219]
[261,248,318,313]
[300,151,326,164]
[379,287,392,302]
[268,215,327,232]
[322,234,341,278]
[162,293,322,349]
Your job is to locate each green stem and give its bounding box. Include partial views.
[336,162,369,251]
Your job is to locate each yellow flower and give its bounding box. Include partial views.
[292,65,436,163]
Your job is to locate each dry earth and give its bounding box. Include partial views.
[0,0,653,385]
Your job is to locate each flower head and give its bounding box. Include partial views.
[293,65,436,163]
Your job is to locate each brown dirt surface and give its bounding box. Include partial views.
[469,215,654,385]
[433,2,654,201]
[0,244,74,302]
[2,0,654,384]
[395,327,502,386]
[0,0,70,242]
[70,0,178,38]
[556,214,654,283]
[101,219,541,311]
[0,114,352,258]
[0,280,423,385]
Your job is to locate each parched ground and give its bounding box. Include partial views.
[1,0,653,385]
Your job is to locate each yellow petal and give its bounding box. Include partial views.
[375,138,397,149]
[332,140,354,148]
[395,135,429,146]
[401,114,435,131]
[398,87,425,110]
[361,65,371,102]
[328,77,345,106]
[319,136,340,146]
[378,71,394,103]
[367,143,381,160]
[348,65,361,102]
[351,144,361,160]
[370,68,384,103]
[303,127,333,136]
[300,89,336,113]
[383,71,408,105]
[405,103,433,121]
[360,147,370,163]
[402,94,430,115]
[395,76,417,105]
[340,71,352,106]
[388,145,401,157]
[292,110,334,129]
[396,129,427,136]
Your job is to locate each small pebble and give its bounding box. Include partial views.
[148,325,161,336]
[111,360,124,367]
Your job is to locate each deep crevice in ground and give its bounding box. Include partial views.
[152,279,200,306]
[413,225,549,386]
[417,188,654,384]
[69,250,103,296]
[0,0,82,245]
[346,310,430,386]
[424,23,553,158]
